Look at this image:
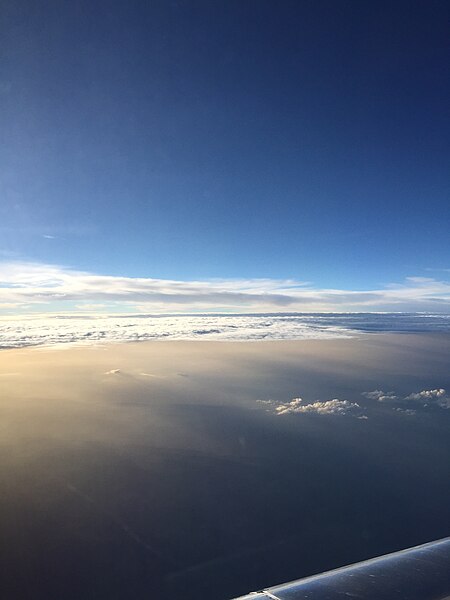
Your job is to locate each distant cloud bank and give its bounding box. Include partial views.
[0,261,449,314]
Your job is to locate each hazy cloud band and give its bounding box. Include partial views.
[1,261,450,314]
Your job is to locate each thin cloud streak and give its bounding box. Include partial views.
[0,261,449,313]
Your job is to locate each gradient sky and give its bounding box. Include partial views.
[1,1,449,313]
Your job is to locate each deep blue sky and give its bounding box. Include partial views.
[1,0,449,289]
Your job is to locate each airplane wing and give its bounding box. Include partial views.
[231,537,450,600]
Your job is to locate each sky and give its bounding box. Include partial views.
[1,0,449,314]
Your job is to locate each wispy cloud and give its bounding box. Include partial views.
[0,261,450,314]
[362,390,398,402]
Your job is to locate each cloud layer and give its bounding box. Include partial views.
[1,312,450,348]
[0,261,450,314]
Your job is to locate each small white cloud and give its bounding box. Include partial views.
[405,388,446,401]
[362,390,398,402]
[274,397,361,417]
[139,372,163,378]
[259,386,450,420]
[104,369,121,375]
[362,387,450,411]
[255,399,276,412]
[404,388,449,408]
[394,407,416,416]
